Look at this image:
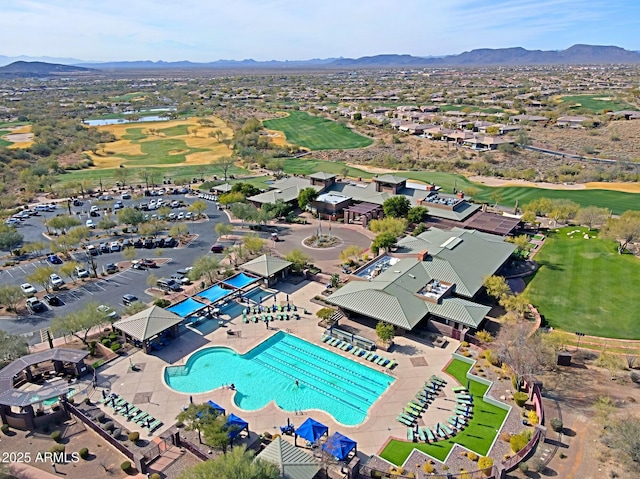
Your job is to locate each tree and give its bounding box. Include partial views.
[601,415,640,472]
[122,301,147,316]
[376,321,395,343]
[574,206,611,230]
[230,183,261,198]
[46,215,81,234]
[601,210,640,254]
[176,403,220,444]
[285,249,311,273]
[484,275,511,301]
[219,192,245,208]
[0,330,29,367]
[548,199,579,226]
[169,224,189,242]
[117,207,146,231]
[382,196,411,218]
[340,167,350,179]
[27,266,56,293]
[298,187,319,210]
[340,245,364,264]
[0,228,23,253]
[59,261,81,284]
[188,255,221,285]
[215,222,233,239]
[230,202,258,226]
[407,206,429,224]
[138,170,153,189]
[369,217,407,237]
[262,199,292,219]
[122,246,137,263]
[523,197,552,216]
[0,284,24,312]
[113,167,130,187]
[97,217,117,233]
[243,234,265,255]
[371,231,397,255]
[21,240,47,258]
[188,200,207,219]
[51,301,109,347]
[139,219,167,238]
[211,156,236,180]
[488,190,503,208]
[176,445,279,479]
[507,235,531,258]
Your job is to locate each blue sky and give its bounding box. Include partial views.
[1,0,639,62]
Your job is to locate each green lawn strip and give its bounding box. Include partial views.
[120,127,147,141]
[0,121,29,128]
[527,227,640,339]
[0,130,12,147]
[380,359,507,465]
[263,111,373,150]
[108,92,146,101]
[559,95,636,113]
[281,158,375,179]
[158,124,190,136]
[116,139,209,166]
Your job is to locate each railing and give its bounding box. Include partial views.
[360,464,496,478]
[179,436,210,461]
[502,429,541,471]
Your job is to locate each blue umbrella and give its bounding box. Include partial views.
[454,416,459,428]
[436,423,441,435]
[465,404,470,415]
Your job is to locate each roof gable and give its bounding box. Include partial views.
[114,305,183,341]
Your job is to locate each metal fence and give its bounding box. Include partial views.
[359,464,496,479]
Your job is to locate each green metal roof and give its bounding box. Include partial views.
[309,172,337,180]
[241,254,292,278]
[257,437,320,479]
[248,184,322,205]
[426,297,490,328]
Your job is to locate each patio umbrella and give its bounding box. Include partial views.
[436,423,441,435]
[467,379,470,391]
[454,416,459,428]
[465,404,470,415]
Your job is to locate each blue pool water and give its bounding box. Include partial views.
[164,332,393,425]
[167,297,207,318]
[243,287,275,304]
[44,388,75,406]
[199,284,233,303]
[223,273,259,289]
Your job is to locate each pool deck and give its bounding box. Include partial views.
[90,279,461,456]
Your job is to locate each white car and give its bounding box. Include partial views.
[20,283,37,296]
[49,274,64,289]
[97,304,119,320]
[109,241,121,252]
[177,212,185,220]
[86,219,95,229]
[90,205,99,213]
[184,212,193,220]
[75,266,90,278]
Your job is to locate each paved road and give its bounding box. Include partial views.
[0,194,231,342]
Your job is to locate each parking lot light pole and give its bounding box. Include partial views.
[575,331,585,351]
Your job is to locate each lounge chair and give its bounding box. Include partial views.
[135,412,150,425]
[368,354,378,362]
[407,427,415,442]
[404,407,420,418]
[385,359,396,369]
[340,342,350,351]
[130,410,147,422]
[435,425,447,439]
[425,428,435,442]
[456,398,473,405]
[413,396,429,407]
[377,356,388,366]
[452,386,467,393]
[243,316,249,323]
[397,415,413,426]
[321,334,330,342]
[456,394,471,400]
[252,316,258,323]
[148,419,163,433]
[400,413,416,423]
[440,423,454,436]
[125,407,141,420]
[406,402,422,412]
[433,375,447,385]
[448,416,466,429]
[418,427,427,442]
[455,406,472,416]
[351,347,361,355]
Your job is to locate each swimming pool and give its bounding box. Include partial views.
[243,287,275,304]
[43,388,75,407]
[223,272,259,289]
[199,284,233,303]
[164,332,393,425]
[167,297,207,318]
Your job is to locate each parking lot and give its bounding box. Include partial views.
[0,191,232,342]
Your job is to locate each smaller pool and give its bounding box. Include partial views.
[199,284,233,303]
[167,297,207,318]
[243,287,275,305]
[223,273,259,289]
[44,388,75,407]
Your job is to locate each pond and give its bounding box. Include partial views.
[83,115,171,126]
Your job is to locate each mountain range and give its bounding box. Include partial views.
[1,45,640,73]
[0,61,94,77]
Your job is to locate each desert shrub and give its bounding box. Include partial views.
[51,430,62,442]
[0,424,9,434]
[121,461,131,472]
[467,451,478,461]
[461,350,471,357]
[423,462,434,473]
[101,338,111,346]
[478,456,493,475]
[550,417,563,432]
[108,333,117,341]
[49,444,65,454]
[476,330,494,343]
[154,298,171,307]
[528,410,539,426]
[79,447,89,459]
[110,342,121,352]
[128,431,139,442]
[518,462,529,473]
[84,398,91,405]
[95,411,105,422]
[511,374,518,390]
[149,474,161,479]
[500,431,512,442]
[510,432,530,453]
[112,428,121,439]
[514,391,529,407]
[461,341,469,347]
[484,349,501,366]
[68,397,75,404]
[459,471,471,479]
[103,421,115,432]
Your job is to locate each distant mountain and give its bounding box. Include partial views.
[0,54,86,67]
[0,61,96,77]
[329,45,640,67]
[77,58,338,70]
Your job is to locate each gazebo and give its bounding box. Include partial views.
[113,306,183,353]
[257,436,320,479]
[294,417,328,447]
[240,254,293,286]
[322,432,357,461]
[225,413,249,443]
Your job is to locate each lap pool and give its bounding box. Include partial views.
[164,332,393,425]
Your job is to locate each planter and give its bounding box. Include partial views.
[376,340,393,352]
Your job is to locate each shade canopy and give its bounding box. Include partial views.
[207,400,225,415]
[322,432,357,461]
[294,417,328,444]
[257,437,320,479]
[225,413,249,441]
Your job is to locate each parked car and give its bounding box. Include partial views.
[157,278,181,292]
[122,294,138,306]
[26,297,46,313]
[20,283,37,296]
[121,193,131,200]
[168,213,176,221]
[73,199,83,206]
[97,304,119,320]
[210,244,225,253]
[86,244,98,256]
[131,260,147,270]
[47,254,63,265]
[99,242,110,253]
[43,293,62,306]
[105,263,119,274]
[170,200,180,208]
[164,237,178,248]
[185,212,193,220]
[121,239,132,249]
[140,258,157,268]
[154,237,165,248]
[133,238,144,248]
[113,201,123,210]
[177,212,185,220]
[75,266,90,278]
[143,238,154,249]
[171,273,191,285]
[49,273,64,289]
[86,219,95,229]
[109,241,121,252]
[90,205,99,213]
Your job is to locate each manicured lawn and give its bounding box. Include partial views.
[118,139,209,166]
[0,121,29,128]
[262,111,373,150]
[527,227,640,339]
[380,359,507,465]
[0,130,12,147]
[158,124,190,137]
[121,128,147,141]
[558,94,636,114]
